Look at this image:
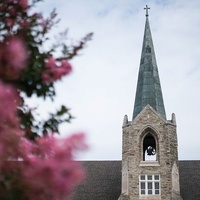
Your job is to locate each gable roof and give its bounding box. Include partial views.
[72,160,200,200]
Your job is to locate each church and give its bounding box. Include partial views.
[72,6,200,200]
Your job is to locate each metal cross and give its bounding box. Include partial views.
[144,5,150,17]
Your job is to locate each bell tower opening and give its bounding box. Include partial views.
[143,132,156,161]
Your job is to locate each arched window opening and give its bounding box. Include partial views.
[143,133,156,161]
[146,45,151,53]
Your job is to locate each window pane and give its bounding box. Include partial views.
[140,174,160,196]
[141,182,145,189]
[155,182,159,189]
[147,175,152,180]
[148,189,152,195]
[141,189,145,195]
[140,175,145,180]
[155,189,160,195]
[148,182,152,189]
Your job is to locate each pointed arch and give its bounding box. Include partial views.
[139,126,160,161]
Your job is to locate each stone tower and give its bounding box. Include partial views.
[118,6,183,200]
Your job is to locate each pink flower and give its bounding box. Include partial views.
[19,20,31,28]
[9,7,16,17]
[19,0,28,9]
[42,57,72,83]
[22,133,87,200]
[0,78,24,158]
[60,60,72,74]
[5,18,15,27]
[35,136,56,157]
[18,138,34,159]
[45,56,56,69]
[63,133,88,151]
[6,37,28,69]
[0,37,28,80]
[0,81,21,126]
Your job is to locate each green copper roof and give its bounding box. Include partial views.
[133,15,166,120]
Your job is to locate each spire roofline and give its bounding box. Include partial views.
[132,6,166,120]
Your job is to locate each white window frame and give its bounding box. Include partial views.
[139,174,160,195]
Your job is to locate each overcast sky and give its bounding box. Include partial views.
[32,0,200,160]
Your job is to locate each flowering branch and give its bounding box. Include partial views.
[0,0,92,199]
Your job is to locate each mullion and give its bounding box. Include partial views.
[140,174,160,195]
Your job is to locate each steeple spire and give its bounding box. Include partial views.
[133,7,166,119]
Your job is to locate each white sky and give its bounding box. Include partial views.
[31,0,200,160]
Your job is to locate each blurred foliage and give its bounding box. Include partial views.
[0,0,93,140]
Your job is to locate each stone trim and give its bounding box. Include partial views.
[132,105,167,124]
[139,196,161,200]
[139,161,160,167]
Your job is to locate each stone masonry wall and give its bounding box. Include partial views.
[120,105,181,200]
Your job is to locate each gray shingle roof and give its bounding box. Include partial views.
[179,160,200,200]
[72,160,200,200]
[72,161,121,200]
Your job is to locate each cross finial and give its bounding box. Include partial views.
[144,5,150,17]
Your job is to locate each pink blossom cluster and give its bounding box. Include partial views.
[2,0,28,28]
[8,0,28,9]
[2,0,53,36]
[22,134,86,200]
[0,132,87,200]
[0,57,84,199]
[0,82,21,125]
[42,57,72,83]
[19,0,28,9]
[0,37,28,80]
[0,83,87,194]
[0,0,87,199]
[0,81,24,162]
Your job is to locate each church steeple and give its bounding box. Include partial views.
[119,7,182,200]
[133,6,166,119]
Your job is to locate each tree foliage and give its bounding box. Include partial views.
[0,0,92,199]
